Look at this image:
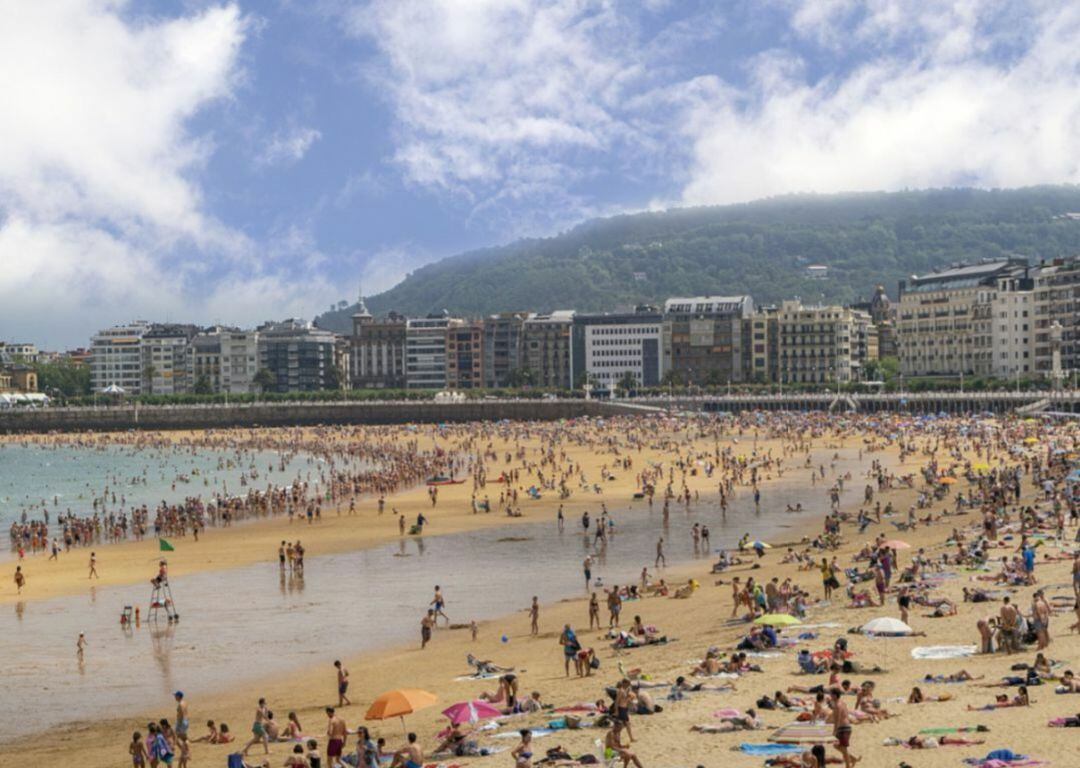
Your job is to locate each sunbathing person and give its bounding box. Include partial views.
[903,735,985,748]
[466,653,513,676]
[853,682,891,721]
[691,649,725,677]
[690,709,761,733]
[923,670,980,683]
[666,675,736,698]
[966,686,1030,710]
[1057,670,1080,692]
[907,686,952,703]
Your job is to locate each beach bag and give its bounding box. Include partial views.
[564,715,582,730]
[590,655,601,670]
[228,756,245,768]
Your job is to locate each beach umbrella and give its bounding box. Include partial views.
[754,613,801,627]
[938,476,957,485]
[367,689,438,736]
[753,540,772,549]
[860,617,913,636]
[972,463,990,472]
[442,700,502,725]
[1023,437,1039,444]
[881,540,911,550]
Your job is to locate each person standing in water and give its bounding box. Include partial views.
[529,596,540,636]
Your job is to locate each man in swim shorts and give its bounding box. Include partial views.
[326,707,347,767]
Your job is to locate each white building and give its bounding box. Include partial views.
[90,322,150,394]
[190,327,261,394]
[141,324,199,396]
[572,307,663,390]
[990,270,1034,379]
[406,315,454,389]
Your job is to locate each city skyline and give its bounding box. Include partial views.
[4,1,1080,347]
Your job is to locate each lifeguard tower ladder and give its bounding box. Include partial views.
[149,578,179,622]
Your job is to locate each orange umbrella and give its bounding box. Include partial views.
[366,689,438,735]
[938,476,957,485]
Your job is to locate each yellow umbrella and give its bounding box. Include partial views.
[754,613,802,627]
[1023,437,1038,445]
[972,463,990,472]
[366,689,438,736]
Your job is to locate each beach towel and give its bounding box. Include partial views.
[454,673,501,681]
[919,726,988,734]
[736,743,803,756]
[713,708,742,719]
[768,722,835,744]
[911,645,977,660]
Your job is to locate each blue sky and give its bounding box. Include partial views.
[2,0,1079,347]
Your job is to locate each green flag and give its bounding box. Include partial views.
[159,538,175,552]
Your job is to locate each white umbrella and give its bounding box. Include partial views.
[860,617,913,636]
[102,384,126,395]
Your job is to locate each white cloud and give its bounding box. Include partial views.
[257,125,323,167]
[0,1,334,346]
[680,1,1080,206]
[344,1,642,203]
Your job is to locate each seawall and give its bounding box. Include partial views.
[0,399,630,434]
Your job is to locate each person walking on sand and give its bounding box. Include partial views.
[326,707,347,768]
[88,551,99,579]
[421,610,435,649]
[559,625,581,677]
[76,632,86,662]
[655,537,666,568]
[174,691,189,741]
[242,698,270,756]
[589,593,601,630]
[529,596,540,636]
[14,565,25,594]
[334,660,352,707]
[829,687,859,768]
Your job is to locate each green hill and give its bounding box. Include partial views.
[317,186,1080,332]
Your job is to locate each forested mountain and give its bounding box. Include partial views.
[317,186,1080,331]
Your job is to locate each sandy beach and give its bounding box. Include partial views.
[3,414,1079,768]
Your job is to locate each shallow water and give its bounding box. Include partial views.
[0,446,886,742]
[0,443,361,553]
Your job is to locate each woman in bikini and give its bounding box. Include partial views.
[511,729,533,768]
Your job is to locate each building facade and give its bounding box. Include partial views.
[257,319,338,392]
[190,327,260,394]
[776,301,875,384]
[522,311,575,389]
[141,324,199,396]
[351,302,407,389]
[90,321,150,394]
[406,315,453,390]
[446,321,484,389]
[571,307,663,391]
[1032,258,1080,380]
[897,260,1026,378]
[482,313,527,388]
[989,269,1034,379]
[662,296,754,385]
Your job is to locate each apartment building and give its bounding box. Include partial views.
[776,301,875,384]
[446,321,484,389]
[746,307,779,384]
[897,260,1026,377]
[189,327,260,394]
[571,306,663,391]
[141,324,199,395]
[90,321,150,393]
[522,311,575,389]
[662,296,754,385]
[351,301,407,389]
[0,342,39,363]
[1032,258,1080,379]
[406,315,454,390]
[989,269,1034,379]
[482,313,528,388]
[257,319,338,392]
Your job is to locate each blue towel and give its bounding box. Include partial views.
[737,743,803,755]
[985,749,1026,762]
